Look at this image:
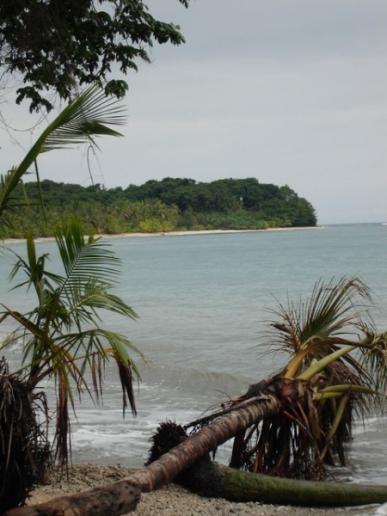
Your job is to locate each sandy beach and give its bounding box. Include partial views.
[2,226,324,246]
[27,464,377,515]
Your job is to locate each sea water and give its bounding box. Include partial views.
[1,224,386,483]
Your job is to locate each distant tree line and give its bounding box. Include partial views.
[3,178,317,238]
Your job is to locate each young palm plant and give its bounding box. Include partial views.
[1,220,142,465]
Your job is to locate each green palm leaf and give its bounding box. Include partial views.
[55,220,120,288]
[79,287,138,320]
[358,326,387,392]
[272,277,370,354]
[270,277,372,380]
[0,85,125,218]
[300,277,370,343]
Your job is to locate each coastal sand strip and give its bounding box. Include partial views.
[28,464,376,516]
[3,226,324,246]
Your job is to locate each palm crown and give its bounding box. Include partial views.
[1,220,143,464]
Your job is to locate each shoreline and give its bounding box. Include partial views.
[2,226,324,246]
[28,463,375,515]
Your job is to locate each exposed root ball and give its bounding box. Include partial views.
[147,421,187,464]
[147,421,223,497]
[0,358,50,511]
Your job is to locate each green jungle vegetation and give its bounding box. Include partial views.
[4,177,317,238]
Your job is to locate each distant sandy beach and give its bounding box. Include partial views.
[2,226,324,246]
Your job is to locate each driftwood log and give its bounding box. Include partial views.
[5,481,141,516]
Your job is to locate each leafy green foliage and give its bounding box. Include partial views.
[1,177,317,238]
[0,0,189,112]
[1,220,142,464]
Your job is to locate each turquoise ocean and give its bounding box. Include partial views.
[1,224,386,484]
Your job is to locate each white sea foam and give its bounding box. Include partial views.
[374,504,387,515]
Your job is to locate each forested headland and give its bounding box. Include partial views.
[4,177,317,238]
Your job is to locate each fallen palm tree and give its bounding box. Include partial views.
[7,405,387,515]
[7,278,387,515]
[9,401,387,515]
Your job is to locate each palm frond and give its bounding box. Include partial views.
[270,277,372,379]
[1,306,46,340]
[302,277,369,339]
[8,236,55,298]
[55,220,120,292]
[0,85,125,218]
[358,326,387,393]
[79,286,138,320]
[55,328,143,416]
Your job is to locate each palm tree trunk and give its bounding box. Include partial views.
[198,463,387,507]
[131,394,280,492]
[7,394,280,516]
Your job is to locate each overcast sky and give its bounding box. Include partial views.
[1,0,387,224]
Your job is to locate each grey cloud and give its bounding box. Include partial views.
[149,0,387,61]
